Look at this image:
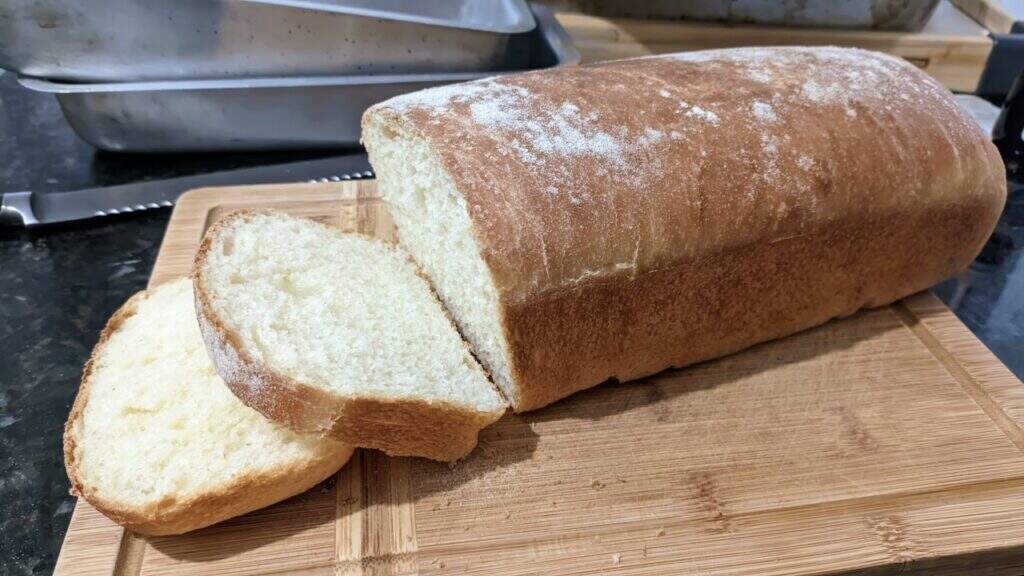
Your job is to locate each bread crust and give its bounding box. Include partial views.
[364,47,1007,411]
[63,281,354,536]
[192,211,505,462]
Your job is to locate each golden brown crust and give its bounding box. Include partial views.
[192,211,504,462]
[63,282,354,536]
[502,207,997,410]
[365,47,1007,412]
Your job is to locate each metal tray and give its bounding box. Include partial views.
[18,5,578,153]
[538,0,940,31]
[0,0,534,82]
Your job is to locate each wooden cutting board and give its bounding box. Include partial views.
[558,0,994,92]
[55,181,1024,576]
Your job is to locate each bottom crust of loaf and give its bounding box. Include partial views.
[501,202,997,411]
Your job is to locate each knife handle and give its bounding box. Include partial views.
[0,192,37,227]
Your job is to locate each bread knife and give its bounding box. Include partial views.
[0,154,373,228]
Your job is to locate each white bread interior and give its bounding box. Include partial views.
[193,211,506,461]
[361,124,520,406]
[64,278,353,535]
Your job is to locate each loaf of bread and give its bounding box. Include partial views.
[193,211,506,461]
[64,278,353,535]
[362,47,1006,412]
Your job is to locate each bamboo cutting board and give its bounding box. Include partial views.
[54,181,1024,576]
[557,1,994,92]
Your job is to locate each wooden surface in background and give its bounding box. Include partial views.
[54,181,1024,575]
[951,0,1017,33]
[557,0,994,92]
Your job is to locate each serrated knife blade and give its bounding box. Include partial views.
[0,154,373,228]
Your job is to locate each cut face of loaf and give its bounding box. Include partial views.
[192,210,506,461]
[362,46,1006,412]
[358,132,521,407]
[63,278,354,536]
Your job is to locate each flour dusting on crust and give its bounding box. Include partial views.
[388,79,656,173]
[196,297,261,403]
[381,47,958,200]
[371,46,985,297]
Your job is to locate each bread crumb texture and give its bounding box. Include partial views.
[69,278,345,510]
[200,211,504,413]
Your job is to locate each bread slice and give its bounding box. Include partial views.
[192,210,506,462]
[63,278,353,536]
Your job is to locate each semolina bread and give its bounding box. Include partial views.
[362,46,1006,412]
[192,210,506,462]
[63,278,354,536]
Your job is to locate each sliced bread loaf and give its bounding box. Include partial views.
[192,210,506,462]
[361,47,1005,412]
[63,278,354,536]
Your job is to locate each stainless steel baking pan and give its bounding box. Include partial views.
[17,5,578,153]
[0,0,534,81]
[538,0,940,31]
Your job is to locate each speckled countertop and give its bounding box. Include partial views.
[1,72,1022,576]
[0,72,346,576]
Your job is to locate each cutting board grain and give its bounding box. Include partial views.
[54,181,1024,576]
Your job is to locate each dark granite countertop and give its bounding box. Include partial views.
[1,70,1023,576]
[0,71,348,576]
